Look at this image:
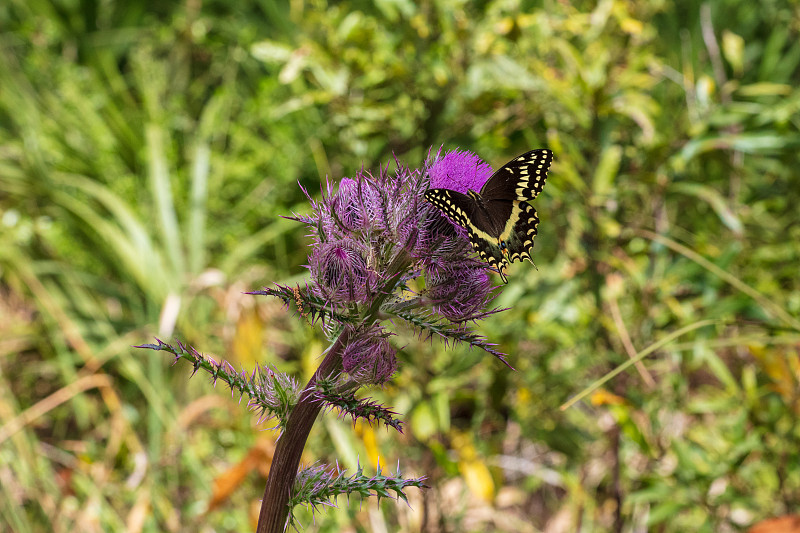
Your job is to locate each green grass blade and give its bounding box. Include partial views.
[638,229,800,332]
[146,123,185,284]
[560,319,718,411]
[188,140,210,274]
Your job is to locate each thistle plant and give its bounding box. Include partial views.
[137,148,512,532]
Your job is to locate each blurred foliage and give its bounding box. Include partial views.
[1,0,799,531]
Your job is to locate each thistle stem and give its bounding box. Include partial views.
[255,327,351,533]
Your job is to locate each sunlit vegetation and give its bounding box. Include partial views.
[1,0,799,531]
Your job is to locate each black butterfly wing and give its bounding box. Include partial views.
[425,188,509,280]
[424,188,478,232]
[425,148,552,284]
[479,149,553,202]
[490,200,540,265]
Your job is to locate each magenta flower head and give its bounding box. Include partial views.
[424,262,494,323]
[341,325,397,385]
[331,178,383,232]
[427,148,493,194]
[308,238,375,304]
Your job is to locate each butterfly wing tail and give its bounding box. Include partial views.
[505,202,539,264]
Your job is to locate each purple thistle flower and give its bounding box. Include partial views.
[341,325,397,385]
[332,177,383,232]
[425,263,495,323]
[308,238,376,304]
[295,148,504,358]
[427,148,493,194]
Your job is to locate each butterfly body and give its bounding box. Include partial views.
[425,149,552,283]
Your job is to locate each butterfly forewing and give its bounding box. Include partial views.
[479,149,552,203]
[424,189,478,231]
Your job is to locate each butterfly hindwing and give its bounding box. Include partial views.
[463,219,508,281]
[473,240,508,282]
[479,149,552,203]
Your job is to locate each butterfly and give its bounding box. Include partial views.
[425,149,553,283]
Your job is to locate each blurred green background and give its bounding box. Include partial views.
[2,0,800,531]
